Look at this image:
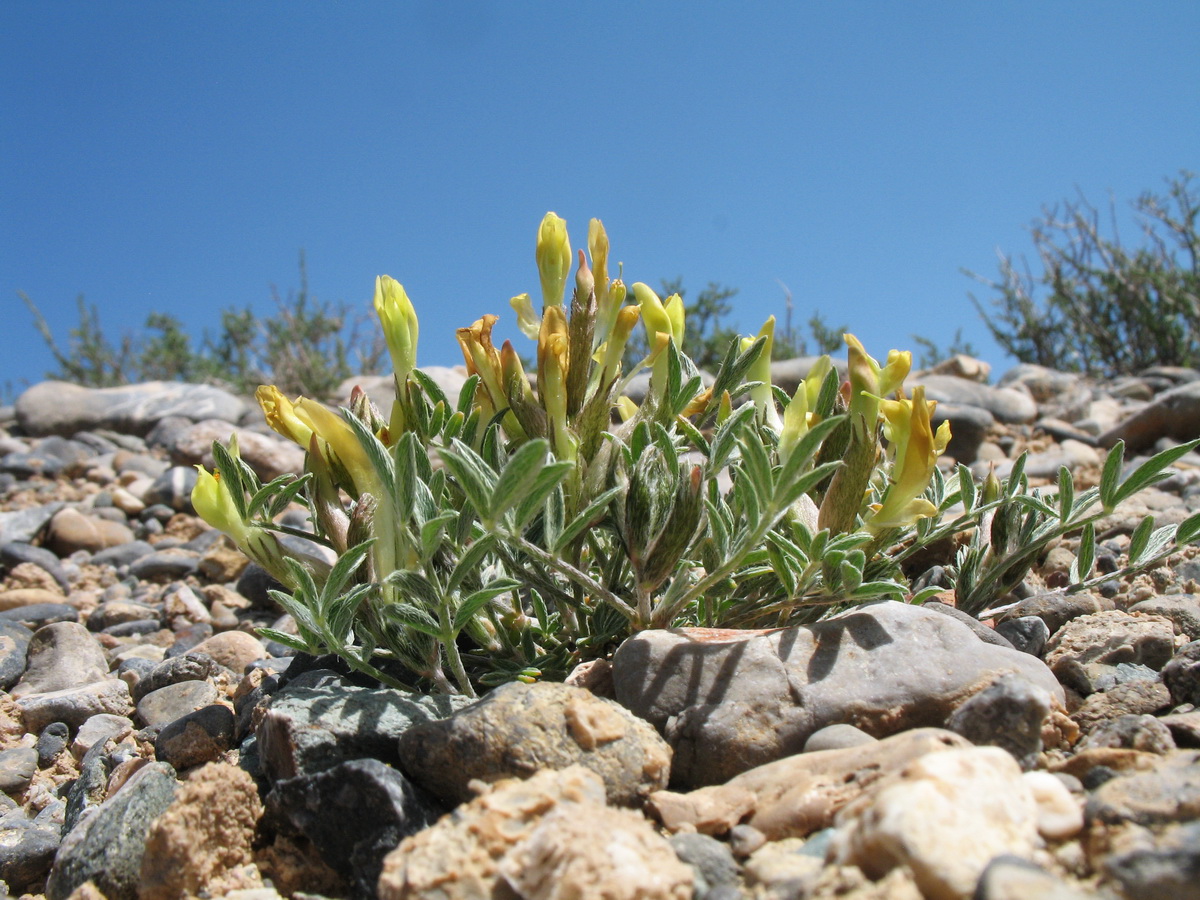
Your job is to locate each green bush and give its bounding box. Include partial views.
[192,212,1200,696]
[969,171,1200,376]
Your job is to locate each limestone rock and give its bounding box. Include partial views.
[398,680,672,806]
[613,600,1062,787]
[11,622,109,699]
[1045,609,1177,695]
[171,420,305,482]
[16,381,245,438]
[1097,380,1200,452]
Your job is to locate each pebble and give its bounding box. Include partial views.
[136,680,220,730]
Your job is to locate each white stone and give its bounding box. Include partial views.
[830,746,1040,900]
[1022,771,1083,840]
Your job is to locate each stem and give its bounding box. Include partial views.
[514,536,637,621]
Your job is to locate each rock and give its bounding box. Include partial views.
[257,684,469,782]
[266,758,445,897]
[132,652,221,702]
[647,729,970,839]
[996,363,1083,403]
[87,600,159,631]
[188,630,267,673]
[398,681,672,807]
[945,673,1052,770]
[994,615,1051,657]
[1163,640,1200,707]
[613,600,1062,787]
[172,421,305,482]
[802,723,876,754]
[0,620,33,691]
[914,374,1038,424]
[377,765,608,900]
[1098,381,1200,452]
[828,747,1047,900]
[0,748,38,793]
[138,762,262,900]
[1086,749,1200,827]
[1072,680,1172,735]
[90,540,155,569]
[71,714,133,759]
[11,622,110,699]
[1078,714,1176,754]
[15,380,245,438]
[998,590,1115,637]
[127,548,201,581]
[36,721,70,767]
[142,466,199,513]
[0,502,66,545]
[0,541,70,591]
[136,680,220,731]
[0,815,61,893]
[930,402,994,463]
[1102,820,1200,900]
[1130,594,1200,640]
[0,602,79,629]
[975,855,1097,900]
[45,507,135,556]
[769,357,846,396]
[498,802,693,900]
[922,600,1015,649]
[46,761,178,900]
[16,679,135,732]
[155,705,236,770]
[668,832,740,898]
[1045,609,1177,695]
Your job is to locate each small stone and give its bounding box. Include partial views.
[132,651,221,702]
[128,548,201,581]
[1045,609,1177,695]
[11,622,110,699]
[1130,593,1200,641]
[0,602,80,629]
[198,539,251,583]
[1103,820,1200,900]
[71,713,133,760]
[946,673,1052,770]
[17,679,135,732]
[0,587,69,611]
[87,600,159,632]
[138,762,263,900]
[975,855,1095,900]
[398,680,672,807]
[0,748,38,793]
[994,615,1051,657]
[0,541,70,591]
[0,619,33,691]
[1086,750,1200,827]
[1071,680,1172,735]
[803,723,877,753]
[90,540,155,569]
[668,832,740,897]
[137,680,220,731]
[161,583,212,625]
[1022,770,1083,840]
[189,630,267,673]
[0,816,61,893]
[1163,640,1200,707]
[35,722,69,767]
[1079,714,1177,755]
[155,705,236,770]
[46,507,134,556]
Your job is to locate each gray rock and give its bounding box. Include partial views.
[669,832,741,898]
[999,590,1114,637]
[0,815,60,893]
[1098,381,1200,453]
[35,722,69,768]
[994,615,1050,657]
[802,723,876,753]
[1104,822,1200,900]
[1086,750,1200,827]
[1131,594,1200,641]
[45,507,135,556]
[769,357,845,395]
[142,465,199,513]
[266,758,445,897]
[946,673,1051,770]
[16,380,245,438]
[922,600,1015,649]
[87,600,160,632]
[1072,681,1172,735]
[0,450,66,478]
[11,622,110,699]
[975,854,1098,900]
[46,761,178,900]
[171,420,305,482]
[154,704,235,770]
[913,374,1038,424]
[0,502,66,545]
[0,602,79,629]
[257,683,471,782]
[1078,714,1176,755]
[132,652,221,702]
[1046,610,1177,696]
[0,748,38,793]
[90,540,155,569]
[0,620,33,691]
[127,547,200,580]
[930,402,994,463]
[996,364,1083,403]
[398,680,673,807]
[16,679,135,732]
[61,742,112,837]
[136,680,220,730]
[1163,640,1200,707]
[613,600,1063,787]
[71,714,134,760]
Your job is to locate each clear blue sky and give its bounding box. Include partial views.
[3,2,1198,399]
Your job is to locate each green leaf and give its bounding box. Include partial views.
[553,485,624,553]
[774,461,843,512]
[453,578,522,632]
[738,432,774,499]
[262,474,314,522]
[419,513,457,562]
[381,602,444,639]
[509,461,573,531]
[392,431,419,521]
[1107,438,1200,510]
[256,628,313,653]
[675,415,709,456]
[447,534,497,595]
[766,540,797,597]
[456,374,480,415]
[775,415,846,495]
[1176,510,1200,545]
[491,439,552,525]
[1099,441,1125,510]
[322,539,374,601]
[958,464,976,514]
[542,484,565,550]
[439,439,499,520]
[409,367,450,409]
[1126,514,1155,565]
[1070,522,1096,584]
[707,404,755,473]
[384,570,442,610]
[1005,453,1029,498]
[850,581,907,600]
[342,407,397,499]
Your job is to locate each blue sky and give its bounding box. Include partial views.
[3,2,1198,399]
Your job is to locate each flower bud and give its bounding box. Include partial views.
[510,293,541,340]
[536,212,572,308]
[374,276,419,379]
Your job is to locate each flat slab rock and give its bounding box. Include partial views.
[613,599,1063,788]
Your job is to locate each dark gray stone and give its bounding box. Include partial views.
[922,600,1016,649]
[931,402,994,464]
[1164,641,1200,707]
[0,620,33,691]
[46,761,177,900]
[127,548,200,580]
[0,815,60,893]
[0,451,65,478]
[975,854,1097,899]
[132,652,221,703]
[155,704,235,770]
[0,748,38,794]
[669,832,741,898]
[913,374,1037,424]
[266,758,445,897]
[0,503,66,546]
[35,722,69,768]
[1000,591,1114,637]
[1098,381,1200,453]
[994,615,1050,658]
[0,603,79,629]
[90,541,155,569]
[1104,821,1200,900]
[1079,714,1176,755]
[143,466,198,513]
[946,673,1051,770]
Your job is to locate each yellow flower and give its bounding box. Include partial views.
[663,293,685,347]
[374,276,419,379]
[632,282,672,345]
[865,385,952,531]
[290,398,376,498]
[509,293,542,340]
[538,305,575,459]
[192,465,249,545]
[599,305,641,385]
[844,334,911,435]
[589,219,614,341]
[740,316,781,430]
[536,212,572,308]
[256,385,314,450]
